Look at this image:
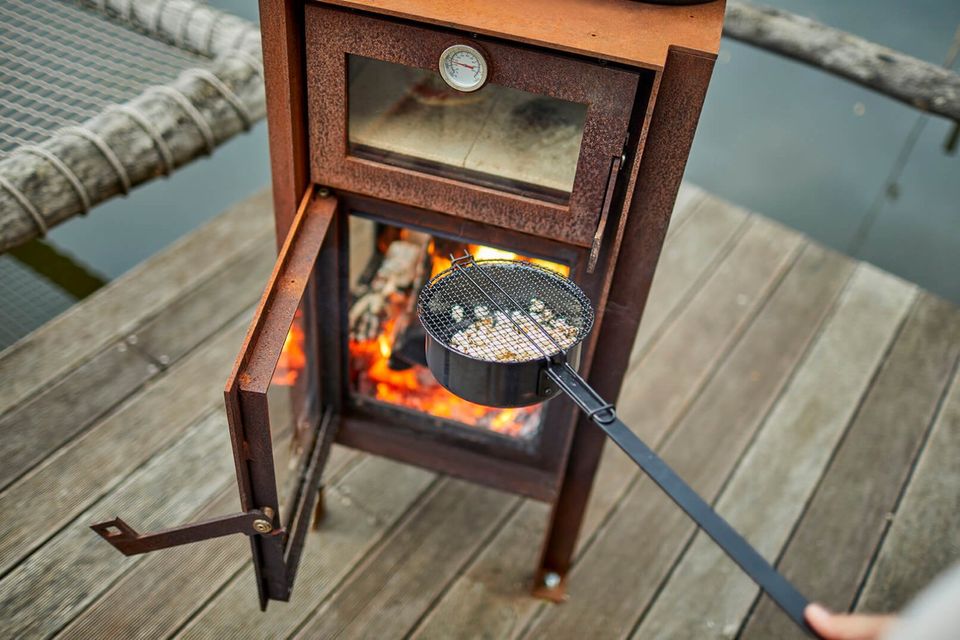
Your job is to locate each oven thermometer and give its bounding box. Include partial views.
[438,44,488,93]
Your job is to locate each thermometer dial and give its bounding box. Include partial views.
[438,44,488,93]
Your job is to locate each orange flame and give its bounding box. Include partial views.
[273,311,306,386]
[430,243,569,279]
[349,241,570,437]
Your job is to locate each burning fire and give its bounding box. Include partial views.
[271,234,567,438]
[351,316,541,437]
[349,241,568,438]
[429,243,570,279]
[273,310,306,386]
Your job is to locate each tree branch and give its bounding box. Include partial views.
[725,1,960,122]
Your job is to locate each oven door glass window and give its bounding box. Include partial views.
[348,55,588,203]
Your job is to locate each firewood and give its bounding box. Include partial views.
[724,1,960,121]
[349,231,430,342]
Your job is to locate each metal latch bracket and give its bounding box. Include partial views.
[91,507,280,556]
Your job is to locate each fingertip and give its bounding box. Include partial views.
[805,603,832,626]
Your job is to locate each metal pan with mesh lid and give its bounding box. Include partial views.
[417,257,592,407]
[417,253,822,638]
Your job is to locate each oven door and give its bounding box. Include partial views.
[224,186,342,608]
[90,187,340,609]
[305,3,640,248]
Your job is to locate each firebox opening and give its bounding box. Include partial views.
[347,214,570,440]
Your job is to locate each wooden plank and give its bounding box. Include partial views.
[61,397,321,640]
[0,190,272,417]
[632,264,916,640]
[58,444,360,640]
[412,500,551,640]
[0,340,155,491]
[292,479,520,640]
[856,368,960,613]
[618,216,803,438]
[520,243,853,640]
[43,414,308,640]
[0,234,274,494]
[0,409,236,639]
[629,194,750,368]
[61,487,249,640]
[173,456,435,639]
[131,237,275,365]
[667,182,707,237]
[411,217,805,640]
[741,293,960,639]
[0,316,250,576]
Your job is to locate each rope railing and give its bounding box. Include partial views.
[725,2,960,122]
[0,0,264,252]
[86,0,261,60]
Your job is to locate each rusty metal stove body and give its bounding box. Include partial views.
[93,0,724,609]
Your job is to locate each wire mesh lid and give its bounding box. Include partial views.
[418,257,595,363]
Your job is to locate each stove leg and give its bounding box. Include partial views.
[533,417,607,603]
[312,484,326,530]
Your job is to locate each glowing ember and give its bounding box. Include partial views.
[430,243,570,279]
[350,240,569,438]
[273,310,306,386]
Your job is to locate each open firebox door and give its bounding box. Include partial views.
[92,187,341,609]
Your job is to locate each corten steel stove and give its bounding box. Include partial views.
[93,0,724,609]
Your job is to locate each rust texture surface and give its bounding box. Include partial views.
[260,0,311,245]
[535,48,718,593]
[318,0,725,69]
[224,188,337,605]
[253,0,721,605]
[304,4,640,247]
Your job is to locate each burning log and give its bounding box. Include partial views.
[347,229,550,437]
[348,230,430,342]
[387,244,432,370]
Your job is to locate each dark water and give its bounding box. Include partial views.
[6,1,959,349]
[685,0,960,303]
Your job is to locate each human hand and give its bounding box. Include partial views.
[805,603,897,640]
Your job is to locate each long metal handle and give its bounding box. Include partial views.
[547,363,819,638]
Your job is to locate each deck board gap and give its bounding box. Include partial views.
[850,350,960,612]
[627,209,752,374]
[404,496,526,640]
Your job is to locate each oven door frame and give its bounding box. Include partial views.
[304,3,640,248]
[224,186,343,608]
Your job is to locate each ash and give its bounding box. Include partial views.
[448,298,578,362]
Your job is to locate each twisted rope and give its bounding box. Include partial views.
[104,104,176,174]
[0,176,47,236]
[181,67,254,129]
[59,126,132,194]
[144,85,216,154]
[19,145,92,214]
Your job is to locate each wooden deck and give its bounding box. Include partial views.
[1,185,958,639]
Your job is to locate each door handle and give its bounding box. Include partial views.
[588,154,623,273]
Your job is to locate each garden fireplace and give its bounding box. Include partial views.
[92,0,724,609]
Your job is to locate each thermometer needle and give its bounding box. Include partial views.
[454,62,475,69]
